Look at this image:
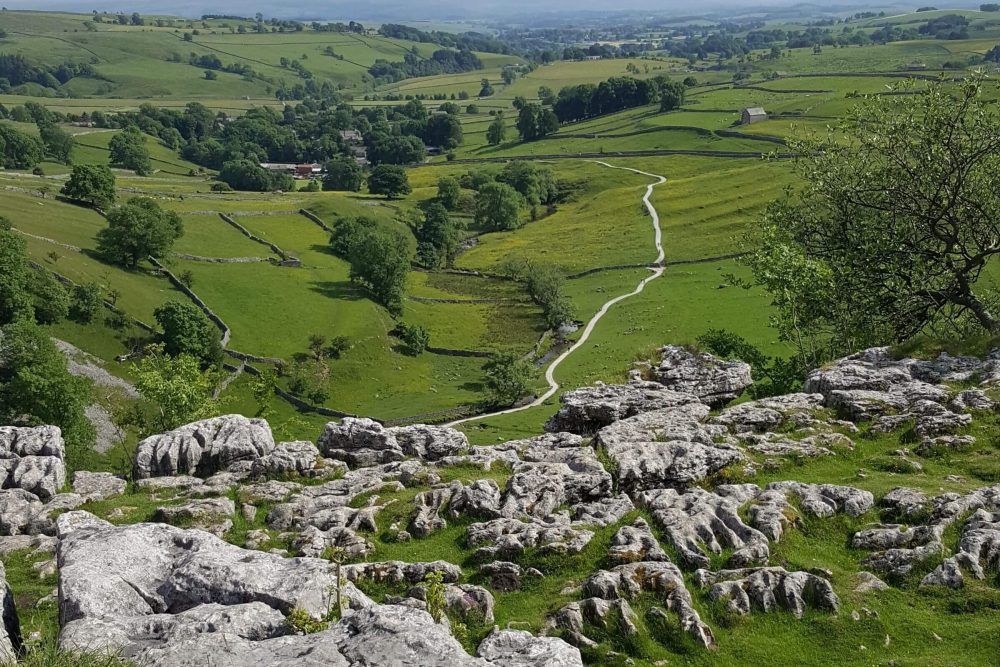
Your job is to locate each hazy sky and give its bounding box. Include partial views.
[0,0,905,21]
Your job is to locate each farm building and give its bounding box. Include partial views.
[260,163,323,179]
[339,130,363,144]
[741,107,768,125]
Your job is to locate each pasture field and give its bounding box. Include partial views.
[2,7,999,438]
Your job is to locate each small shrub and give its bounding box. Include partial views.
[424,571,446,623]
[285,607,329,634]
[70,282,104,323]
[327,335,350,359]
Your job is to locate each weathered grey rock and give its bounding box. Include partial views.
[251,441,322,477]
[712,393,825,433]
[696,567,839,618]
[765,482,874,519]
[551,597,639,641]
[59,601,288,657]
[134,604,486,667]
[479,561,525,592]
[637,485,768,568]
[826,389,911,421]
[916,434,977,455]
[500,455,611,520]
[238,480,302,504]
[334,604,484,666]
[449,479,502,520]
[57,515,341,653]
[133,415,275,479]
[570,493,635,527]
[737,432,846,458]
[607,518,667,564]
[391,424,469,460]
[853,485,1000,577]
[292,525,373,560]
[152,498,236,536]
[317,419,467,468]
[477,627,582,667]
[853,572,889,594]
[401,583,495,624]
[0,561,20,661]
[264,464,413,532]
[0,489,46,536]
[804,349,912,396]
[580,561,713,647]
[9,456,65,500]
[0,425,65,459]
[595,404,742,492]
[596,402,714,447]
[953,509,1000,580]
[881,487,929,519]
[135,475,205,493]
[410,485,454,538]
[650,345,752,406]
[0,534,56,557]
[544,380,701,434]
[0,426,66,501]
[466,518,593,559]
[949,389,995,412]
[71,471,126,502]
[920,557,964,589]
[341,560,461,586]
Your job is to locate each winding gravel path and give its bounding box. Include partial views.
[446,161,667,427]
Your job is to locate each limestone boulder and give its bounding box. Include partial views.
[650,345,752,406]
[133,415,275,479]
[544,380,700,434]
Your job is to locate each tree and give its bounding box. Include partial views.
[323,157,363,192]
[329,216,375,258]
[288,358,330,403]
[126,345,219,436]
[524,263,574,328]
[482,351,533,406]
[0,124,44,169]
[516,103,558,141]
[38,123,74,163]
[108,127,152,175]
[416,203,460,268]
[986,44,1000,63]
[436,176,461,210]
[368,164,411,199]
[538,86,556,106]
[424,113,463,148]
[739,76,1000,367]
[69,282,103,324]
[486,115,506,146]
[395,322,429,355]
[0,319,93,447]
[30,269,69,325]
[61,164,116,209]
[347,226,412,314]
[478,78,494,97]
[497,161,558,206]
[218,159,294,192]
[659,80,687,112]
[97,197,184,268]
[475,182,525,231]
[0,219,34,326]
[154,300,223,368]
[204,69,217,80]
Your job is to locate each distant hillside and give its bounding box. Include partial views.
[0,10,508,101]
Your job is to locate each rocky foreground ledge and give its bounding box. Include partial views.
[1,345,1000,663]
